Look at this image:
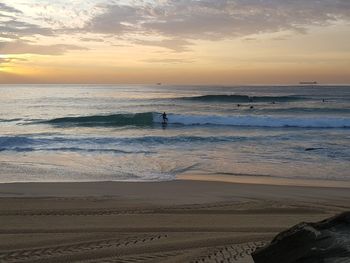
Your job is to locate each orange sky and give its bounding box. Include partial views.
[1,0,350,84]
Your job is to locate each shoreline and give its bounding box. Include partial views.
[0,173,349,197]
[0,179,349,202]
[1,169,350,189]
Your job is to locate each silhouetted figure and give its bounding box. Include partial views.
[322,99,325,102]
[161,112,168,123]
[237,104,241,107]
[250,106,254,109]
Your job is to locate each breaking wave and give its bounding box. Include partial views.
[41,112,155,127]
[179,94,307,103]
[168,114,350,128]
[38,112,350,128]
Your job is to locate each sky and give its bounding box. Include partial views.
[0,0,350,84]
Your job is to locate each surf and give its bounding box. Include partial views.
[41,112,155,127]
[167,114,350,128]
[179,94,307,103]
[38,112,350,128]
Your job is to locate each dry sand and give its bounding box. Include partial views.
[0,179,349,263]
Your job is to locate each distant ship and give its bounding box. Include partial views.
[299,81,318,85]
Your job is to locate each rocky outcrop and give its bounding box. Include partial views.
[252,212,350,263]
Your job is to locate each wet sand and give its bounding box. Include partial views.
[0,180,349,263]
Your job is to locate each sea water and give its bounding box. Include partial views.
[0,84,349,183]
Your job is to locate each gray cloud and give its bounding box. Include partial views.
[142,58,194,64]
[243,37,258,41]
[0,3,52,40]
[85,4,142,34]
[0,21,52,36]
[0,40,87,55]
[141,0,350,39]
[0,3,22,14]
[134,38,192,52]
[80,37,105,42]
[83,0,350,51]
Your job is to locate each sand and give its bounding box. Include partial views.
[0,179,349,263]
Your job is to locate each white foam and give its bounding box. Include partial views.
[154,114,350,128]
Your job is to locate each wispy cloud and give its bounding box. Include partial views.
[134,38,192,52]
[80,37,105,42]
[142,58,194,64]
[0,56,27,68]
[0,57,12,65]
[0,40,87,55]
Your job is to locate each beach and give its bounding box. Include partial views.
[1,0,350,261]
[1,179,349,263]
[1,85,350,261]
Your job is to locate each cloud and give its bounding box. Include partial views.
[1,0,350,54]
[0,57,27,68]
[142,58,194,64]
[0,57,11,65]
[83,0,350,51]
[85,4,142,34]
[0,21,52,37]
[243,37,258,41]
[0,40,87,55]
[140,0,350,39]
[80,37,105,42]
[0,3,52,40]
[134,38,192,52]
[0,3,22,14]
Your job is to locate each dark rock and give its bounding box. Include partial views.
[252,212,350,263]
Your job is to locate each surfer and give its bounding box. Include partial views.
[161,112,168,124]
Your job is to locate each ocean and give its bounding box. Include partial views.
[1,84,349,184]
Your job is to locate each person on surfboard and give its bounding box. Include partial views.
[161,112,168,124]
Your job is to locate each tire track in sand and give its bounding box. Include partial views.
[0,234,168,262]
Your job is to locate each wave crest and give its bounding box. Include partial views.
[38,112,350,128]
[180,94,306,102]
[168,114,350,128]
[42,112,155,127]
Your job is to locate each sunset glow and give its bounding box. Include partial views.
[1,0,350,84]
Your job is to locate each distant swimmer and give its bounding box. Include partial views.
[250,106,254,109]
[272,101,275,104]
[161,112,168,124]
[237,104,241,107]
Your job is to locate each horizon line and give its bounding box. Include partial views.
[1,83,350,86]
